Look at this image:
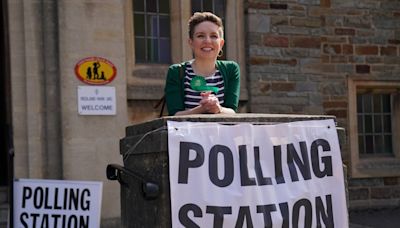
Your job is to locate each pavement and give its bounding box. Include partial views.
[349,207,400,228]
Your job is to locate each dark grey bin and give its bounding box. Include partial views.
[107,114,346,228]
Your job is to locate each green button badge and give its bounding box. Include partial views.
[190,76,219,94]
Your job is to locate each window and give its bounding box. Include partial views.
[191,0,226,25]
[192,0,226,15]
[133,0,170,63]
[348,79,400,177]
[357,93,393,156]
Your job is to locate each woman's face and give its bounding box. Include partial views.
[189,21,224,61]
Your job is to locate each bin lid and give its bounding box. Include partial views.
[125,113,336,136]
[120,114,336,157]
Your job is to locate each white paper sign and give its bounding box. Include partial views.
[14,179,102,228]
[77,86,116,115]
[168,119,348,228]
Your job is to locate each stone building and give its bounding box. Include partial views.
[1,0,399,226]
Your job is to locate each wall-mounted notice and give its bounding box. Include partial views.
[77,86,116,115]
[14,179,102,228]
[75,56,117,85]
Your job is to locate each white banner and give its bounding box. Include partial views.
[168,119,348,228]
[14,179,102,228]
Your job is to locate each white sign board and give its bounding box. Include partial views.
[168,119,348,228]
[14,179,102,228]
[77,86,116,115]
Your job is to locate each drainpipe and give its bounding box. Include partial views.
[7,125,14,228]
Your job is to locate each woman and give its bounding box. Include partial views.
[164,12,240,116]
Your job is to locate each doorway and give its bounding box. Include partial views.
[1,0,11,186]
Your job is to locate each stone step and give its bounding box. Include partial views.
[0,203,7,228]
[0,188,7,203]
[0,187,8,227]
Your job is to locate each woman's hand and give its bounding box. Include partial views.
[174,91,236,115]
[199,92,221,114]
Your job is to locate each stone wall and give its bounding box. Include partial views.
[8,1,128,226]
[349,177,400,210]
[246,0,399,125]
[245,0,400,210]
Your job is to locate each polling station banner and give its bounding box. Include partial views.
[14,179,102,228]
[168,119,348,228]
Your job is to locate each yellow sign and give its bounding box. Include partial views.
[75,57,116,85]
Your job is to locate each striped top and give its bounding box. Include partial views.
[184,62,225,110]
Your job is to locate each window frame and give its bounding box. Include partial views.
[357,92,394,157]
[133,0,171,63]
[348,79,400,178]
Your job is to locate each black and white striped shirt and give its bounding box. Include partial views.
[184,62,225,110]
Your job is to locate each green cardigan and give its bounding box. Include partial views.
[164,60,240,116]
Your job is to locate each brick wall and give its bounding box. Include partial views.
[245,0,400,210]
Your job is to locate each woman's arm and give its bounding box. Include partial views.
[222,61,241,112]
[166,61,240,116]
[165,65,185,115]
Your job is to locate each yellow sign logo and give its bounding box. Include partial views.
[75,57,116,85]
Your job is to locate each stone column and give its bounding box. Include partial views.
[57,0,128,224]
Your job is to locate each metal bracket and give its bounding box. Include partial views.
[106,164,160,200]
